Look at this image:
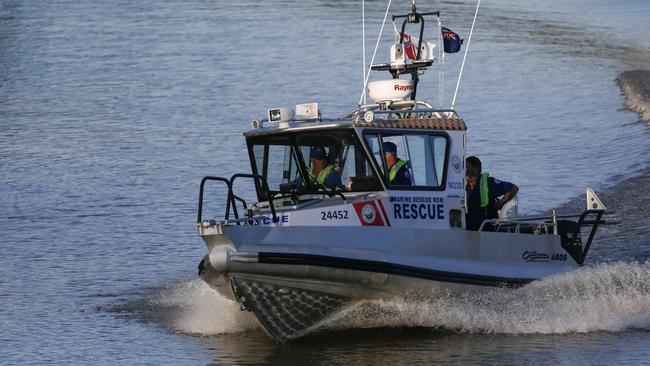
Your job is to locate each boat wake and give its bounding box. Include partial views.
[322,261,650,335]
[151,261,650,337]
[148,279,261,335]
[617,70,650,123]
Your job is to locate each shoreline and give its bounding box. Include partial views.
[540,69,650,262]
[551,167,650,262]
[617,70,650,124]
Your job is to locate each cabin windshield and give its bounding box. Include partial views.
[247,129,382,200]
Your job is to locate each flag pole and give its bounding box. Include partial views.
[451,0,481,110]
[362,0,367,105]
[437,15,443,107]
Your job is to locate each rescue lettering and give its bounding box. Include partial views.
[243,215,289,225]
[393,203,445,220]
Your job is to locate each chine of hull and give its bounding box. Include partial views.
[257,252,536,288]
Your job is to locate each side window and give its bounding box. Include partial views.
[365,134,381,168]
[431,135,446,186]
[382,135,408,159]
[404,135,428,186]
[365,132,448,189]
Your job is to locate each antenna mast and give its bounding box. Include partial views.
[451,0,481,110]
[362,0,367,105]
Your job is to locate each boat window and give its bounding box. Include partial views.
[365,131,448,190]
[247,129,382,199]
[294,130,381,192]
[266,144,300,190]
[248,135,302,198]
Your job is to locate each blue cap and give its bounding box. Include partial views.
[382,142,397,154]
[310,146,327,159]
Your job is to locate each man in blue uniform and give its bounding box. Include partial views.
[303,146,341,189]
[465,156,519,231]
[383,142,412,186]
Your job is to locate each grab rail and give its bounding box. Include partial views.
[230,173,278,224]
[197,176,233,224]
[197,173,278,225]
[343,104,459,119]
[478,209,616,265]
[479,209,617,232]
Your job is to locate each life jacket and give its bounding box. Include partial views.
[389,160,408,182]
[308,164,335,185]
[479,172,489,208]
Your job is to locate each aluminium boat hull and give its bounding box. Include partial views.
[198,224,579,341]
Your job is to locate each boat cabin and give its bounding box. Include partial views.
[199,106,469,231]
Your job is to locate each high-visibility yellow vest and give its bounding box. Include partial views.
[308,164,335,185]
[479,172,489,208]
[388,160,408,182]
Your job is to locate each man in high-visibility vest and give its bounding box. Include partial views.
[304,146,341,189]
[465,156,519,231]
[383,142,412,186]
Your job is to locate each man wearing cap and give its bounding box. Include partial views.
[383,142,412,186]
[465,155,519,231]
[302,146,341,189]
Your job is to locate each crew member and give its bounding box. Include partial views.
[383,142,412,185]
[305,146,341,189]
[465,156,519,231]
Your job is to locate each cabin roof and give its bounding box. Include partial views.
[243,108,466,137]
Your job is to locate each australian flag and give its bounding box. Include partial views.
[442,27,463,53]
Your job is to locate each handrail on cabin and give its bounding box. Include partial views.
[197,174,278,225]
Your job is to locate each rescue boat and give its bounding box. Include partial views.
[195,3,614,342]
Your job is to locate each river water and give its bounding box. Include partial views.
[1,0,649,364]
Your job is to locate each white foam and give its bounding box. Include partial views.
[322,261,650,334]
[151,262,650,336]
[618,70,650,123]
[150,279,260,335]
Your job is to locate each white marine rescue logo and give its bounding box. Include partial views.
[451,154,462,174]
[361,204,376,224]
[352,200,388,226]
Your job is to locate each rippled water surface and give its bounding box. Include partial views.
[1,0,649,364]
